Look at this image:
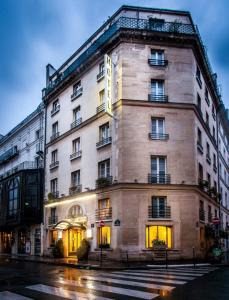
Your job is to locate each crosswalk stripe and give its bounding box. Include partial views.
[26,284,111,300]
[150,268,213,273]
[0,291,32,300]
[55,278,158,299]
[81,275,175,291]
[129,270,203,276]
[110,271,195,280]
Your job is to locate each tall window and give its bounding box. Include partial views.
[151,118,165,137]
[98,159,110,178]
[197,128,202,145]
[73,81,81,93]
[205,88,209,104]
[151,156,166,183]
[35,129,41,140]
[72,138,80,154]
[206,142,210,157]
[51,150,58,163]
[52,122,58,135]
[71,170,80,187]
[8,177,19,216]
[146,225,172,248]
[196,65,202,87]
[206,112,209,127]
[151,197,167,218]
[99,123,110,141]
[99,62,104,74]
[151,50,164,65]
[99,89,105,104]
[198,163,203,180]
[151,80,164,98]
[98,198,110,209]
[50,178,58,194]
[213,153,216,167]
[52,99,59,113]
[98,227,111,248]
[197,93,201,112]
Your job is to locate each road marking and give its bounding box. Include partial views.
[129,270,203,276]
[55,278,158,299]
[0,291,32,300]
[147,263,211,268]
[81,275,175,291]
[26,284,111,300]
[108,271,195,281]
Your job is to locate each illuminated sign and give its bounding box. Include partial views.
[104,54,112,113]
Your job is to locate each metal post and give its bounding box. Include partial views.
[100,228,102,267]
[193,246,196,268]
[165,248,168,269]
[126,250,129,267]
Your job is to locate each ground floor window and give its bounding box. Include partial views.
[98,226,111,248]
[146,225,172,248]
[50,230,58,246]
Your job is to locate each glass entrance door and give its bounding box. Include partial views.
[68,229,82,256]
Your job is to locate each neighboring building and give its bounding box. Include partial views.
[42,5,228,260]
[0,104,44,256]
[218,105,229,251]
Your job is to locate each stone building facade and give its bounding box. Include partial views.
[42,5,228,260]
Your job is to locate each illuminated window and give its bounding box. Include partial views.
[50,230,58,245]
[145,225,172,248]
[98,226,111,248]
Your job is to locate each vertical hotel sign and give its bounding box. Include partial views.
[104,54,112,114]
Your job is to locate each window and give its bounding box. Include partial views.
[51,207,56,219]
[51,150,58,163]
[224,170,227,181]
[98,198,110,209]
[71,170,80,187]
[196,65,202,87]
[219,163,222,176]
[150,156,167,183]
[214,181,217,191]
[213,126,216,140]
[8,177,20,216]
[35,129,41,140]
[99,89,105,104]
[146,225,172,248]
[205,88,209,105]
[73,106,81,121]
[68,205,83,218]
[99,123,110,141]
[72,138,80,154]
[197,128,202,145]
[73,81,81,93]
[151,118,166,139]
[151,80,165,100]
[197,93,202,113]
[213,153,216,167]
[98,159,110,178]
[151,197,167,218]
[99,62,104,74]
[50,178,58,194]
[52,122,58,135]
[198,163,203,180]
[51,99,59,115]
[50,207,57,224]
[98,226,111,248]
[212,105,216,119]
[206,112,209,128]
[150,50,166,66]
[206,142,210,156]
[207,173,211,187]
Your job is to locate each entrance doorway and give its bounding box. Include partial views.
[68,228,82,256]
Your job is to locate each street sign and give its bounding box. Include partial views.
[114,219,121,226]
[99,220,105,227]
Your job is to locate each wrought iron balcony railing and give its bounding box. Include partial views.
[96,103,106,114]
[69,184,82,196]
[71,118,82,129]
[70,150,82,160]
[95,207,112,220]
[48,216,58,225]
[50,132,60,142]
[148,58,168,67]
[71,87,83,101]
[149,133,169,140]
[0,146,19,166]
[96,137,112,149]
[51,104,60,116]
[96,176,113,188]
[148,173,171,184]
[148,206,171,219]
[199,208,205,222]
[148,94,168,102]
[49,161,59,170]
[97,70,105,81]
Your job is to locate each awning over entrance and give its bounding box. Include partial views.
[53,218,87,230]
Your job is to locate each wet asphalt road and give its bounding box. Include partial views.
[0,259,228,299]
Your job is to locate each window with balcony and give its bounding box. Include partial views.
[197,128,203,153]
[148,49,167,66]
[97,89,105,113]
[149,196,171,219]
[97,123,111,148]
[71,106,82,129]
[50,178,58,198]
[70,138,81,160]
[98,226,111,248]
[196,65,202,88]
[96,159,112,188]
[205,88,210,106]
[8,177,19,217]
[96,199,112,220]
[71,81,83,100]
[97,62,105,81]
[35,129,41,140]
[206,142,211,164]
[70,170,81,195]
[49,207,57,225]
[146,225,172,249]
[150,118,168,140]
[149,80,167,102]
[50,150,59,169]
[51,122,59,141]
[149,156,170,184]
[197,93,202,116]
[51,99,60,116]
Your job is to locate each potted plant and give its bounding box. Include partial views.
[76,239,91,261]
[152,239,166,250]
[52,239,64,258]
[96,177,111,188]
[48,192,54,201]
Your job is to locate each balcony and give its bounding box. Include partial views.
[97,70,105,81]
[51,104,60,116]
[69,184,82,196]
[148,173,171,184]
[199,208,205,222]
[71,118,82,129]
[148,94,168,102]
[196,75,202,88]
[96,137,112,149]
[48,216,58,226]
[96,176,113,189]
[49,161,59,170]
[148,58,168,67]
[197,141,203,154]
[148,206,171,219]
[95,207,112,221]
[50,132,59,142]
[206,154,211,165]
[149,133,169,140]
[96,103,106,114]
[70,150,82,161]
[0,146,19,166]
[71,87,83,101]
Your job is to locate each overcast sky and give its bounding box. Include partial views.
[0,0,228,135]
